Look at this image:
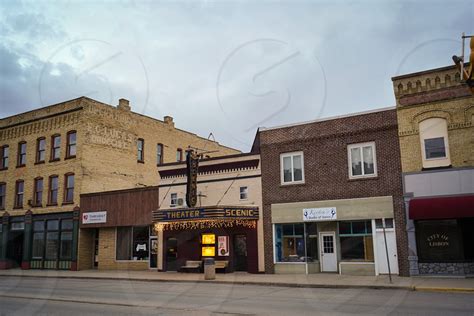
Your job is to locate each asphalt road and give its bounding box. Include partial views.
[0,277,473,315]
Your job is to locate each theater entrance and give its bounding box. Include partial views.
[233,234,247,271]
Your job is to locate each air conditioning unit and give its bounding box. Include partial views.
[177,198,184,206]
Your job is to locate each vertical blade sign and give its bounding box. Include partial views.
[186,150,199,207]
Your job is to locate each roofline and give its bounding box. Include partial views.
[158,152,260,168]
[259,106,395,132]
[391,63,468,81]
[80,185,160,197]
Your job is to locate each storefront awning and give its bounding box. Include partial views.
[409,195,474,220]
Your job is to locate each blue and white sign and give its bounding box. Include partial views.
[303,207,337,221]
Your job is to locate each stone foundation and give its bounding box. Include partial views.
[418,262,474,275]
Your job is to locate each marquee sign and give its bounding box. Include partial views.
[153,207,259,222]
[186,150,199,207]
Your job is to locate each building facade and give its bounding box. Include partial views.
[393,65,474,275]
[0,97,239,270]
[256,108,409,276]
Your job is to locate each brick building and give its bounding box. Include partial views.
[255,108,409,276]
[393,64,474,275]
[0,96,239,270]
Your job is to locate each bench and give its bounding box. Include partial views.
[180,261,202,273]
[215,260,229,273]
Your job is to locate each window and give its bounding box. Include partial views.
[347,142,377,178]
[0,145,8,169]
[239,186,248,200]
[424,137,446,159]
[137,138,144,162]
[32,218,73,261]
[64,173,74,203]
[51,134,61,161]
[375,218,394,229]
[116,226,149,260]
[176,148,183,162]
[15,180,24,208]
[0,183,5,209]
[48,175,59,205]
[280,152,304,184]
[170,193,178,206]
[60,219,73,259]
[17,141,27,167]
[339,220,374,261]
[66,131,77,158]
[157,143,164,165]
[36,138,46,163]
[274,223,318,262]
[33,177,43,207]
[419,118,450,168]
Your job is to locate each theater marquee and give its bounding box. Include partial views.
[153,206,259,222]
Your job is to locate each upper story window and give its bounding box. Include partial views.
[239,186,248,200]
[66,131,77,158]
[347,142,377,179]
[36,138,46,163]
[0,182,5,210]
[17,141,27,167]
[176,149,183,162]
[280,151,304,184]
[157,143,164,165]
[15,180,24,208]
[48,175,59,205]
[137,138,144,162]
[34,177,43,207]
[64,173,75,203]
[419,118,451,168]
[170,193,178,206]
[51,134,61,161]
[0,145,8,169]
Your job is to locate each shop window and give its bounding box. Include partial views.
[0,182,5,210]
[32,221,45,259]
[347,142,377,179]
[17,141,27,167]
[419,118,450,168]
[36,137,46,163]
[64,173,74,203]
[274,223,317,262]
[14,180,24,208]
[339,220,374,261]
[239,186,248,200]
[170,193,178,206]
[51,134,61,161]
[0,145,8,169]
[157,143,164,165]
[280,152,304,184]
[137,138,144,162]
[116,226,149,261]
[48,176,59,205]
[66,131,77,158]
[176,148,183,162]
[33,177,43,206]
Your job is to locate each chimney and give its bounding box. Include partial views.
[118,98,131,111]
[164,116,174,128]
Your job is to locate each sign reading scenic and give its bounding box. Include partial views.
[303,207,337,221]
[153,207,259,222]
[82,211,107,224]
[186,149,199,207]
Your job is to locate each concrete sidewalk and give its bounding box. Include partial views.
[0,269,473,293]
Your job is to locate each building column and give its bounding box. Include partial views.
[71,207,80,271]
[21,210,33,269]
[0,212,10,269]
[404,194,419,276]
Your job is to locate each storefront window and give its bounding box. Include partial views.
[274,223,317,262]
[339,220,374,261]
[45,232,59,260]
[32,218,73,261]
[116,226,149,261]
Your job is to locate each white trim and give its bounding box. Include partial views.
[372,219,379,276]
[319,231,337,272]
[260,106,395,131]
[347,142,378,179]
[280,151,305,185]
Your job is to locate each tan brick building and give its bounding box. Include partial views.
[0,96,239,270]
[393,64,474,275]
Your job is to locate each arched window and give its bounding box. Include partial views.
[419,118,450,168]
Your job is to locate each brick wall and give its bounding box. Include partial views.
[258,109,409,276]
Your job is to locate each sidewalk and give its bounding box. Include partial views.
[0,269,473,293]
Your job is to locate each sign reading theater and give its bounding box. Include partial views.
[303,207,337,222]
[82,211,107,224]
[154,207,259,222]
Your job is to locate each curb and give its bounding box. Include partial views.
[414,286,474,293]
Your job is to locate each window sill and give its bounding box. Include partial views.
[46,203,58,207]
[0,167,7,171]
[31,204,43,208]
[279,182,305,188]
[49,158,60,163]
[137,160,145,164]
[13,206,24,209]
[16,164,26,168]
[34,161,45,165]
[62,201,74,205]
[348,176,378,182]
[65,155,76,160]
[115,260,150,262]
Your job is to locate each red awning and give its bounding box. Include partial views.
[409,195,474,220]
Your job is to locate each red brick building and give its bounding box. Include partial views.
[254,108,409,276]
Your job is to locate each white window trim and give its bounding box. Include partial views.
[239,186,248,200]
[280,151,305,185]
[170,193,178,207]
[347,142,377,179]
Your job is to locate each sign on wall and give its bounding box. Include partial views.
[82,211,107,224]
[218,236,229,256]
[153,207,259,222]
[303,207,337,221]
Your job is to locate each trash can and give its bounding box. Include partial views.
[204,258,216,280]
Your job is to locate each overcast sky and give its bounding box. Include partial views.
[0,1,472,151]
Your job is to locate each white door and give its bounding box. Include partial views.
[376,229,399,275]
[320,232,337,272]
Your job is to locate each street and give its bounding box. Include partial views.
[0,277,472,315]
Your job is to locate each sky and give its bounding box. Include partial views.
[0,0,472,151]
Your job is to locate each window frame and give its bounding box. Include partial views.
[17,141,27,167]
[65,130,77,159]
[115,226,150,261]
[36,137,46,164]
[347,142,378,179]
[0,145,8,170]
[14,179,24,209]
[170,193,178,207]
[0,182,6,210]
[137,138,144,163]
[239,186,248,200]
[280,151,305,185]
[156,143,164,165]
[48,175,59,206]
[176,148,183,162]
[63,173,75,204]
[33,177,44,207]
[50,134,61,162]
